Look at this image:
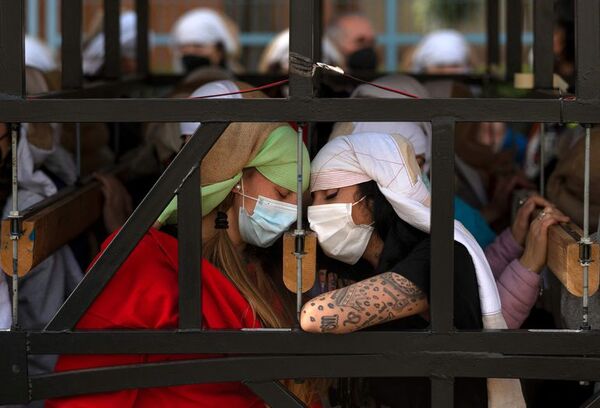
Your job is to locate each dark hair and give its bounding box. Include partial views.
[356,181,427,270]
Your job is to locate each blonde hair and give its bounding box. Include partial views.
[203,194,324,404]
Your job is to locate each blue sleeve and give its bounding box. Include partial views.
[454,196,496,248]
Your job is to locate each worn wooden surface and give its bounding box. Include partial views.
[1,181,104,277]
[547,221,600,297]
[283,231,316,294]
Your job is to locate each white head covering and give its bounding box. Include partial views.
[172,8,238,56]
[83,10,139,75]
[311,131,525,407]
[258,29,343,73]
[25,36,57,72]
[331,75,432,166]
[180,80,242,135]
[313,132,501,320]
[411,29,471,73]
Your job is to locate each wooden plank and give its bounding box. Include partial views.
[282,231,316,293]
[547,221,600,297]
[1,181,104,277]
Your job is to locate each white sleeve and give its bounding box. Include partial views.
[0,273,11,329]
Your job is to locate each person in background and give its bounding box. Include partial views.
[410,29,473,74]
[258,29,344,75]
[171,8,240,74]
[47,120,325,408]
[25,36,58,73]
[325,12,378,73]
[83,10,141,76]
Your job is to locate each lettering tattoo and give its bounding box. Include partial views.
[320,315,339,332]
[305,272,426,333]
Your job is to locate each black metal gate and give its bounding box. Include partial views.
[1,0,600,407]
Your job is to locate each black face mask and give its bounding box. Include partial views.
[347,46,378,72]
[181,55,212,73]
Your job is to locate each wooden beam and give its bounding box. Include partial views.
[0,158,131,278]
[547,221,600,297]
[1,181,104,277]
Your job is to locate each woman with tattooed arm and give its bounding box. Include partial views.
[301,132,525,407]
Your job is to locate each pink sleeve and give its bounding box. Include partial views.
[484,229,523,279]
[496,259,541,329]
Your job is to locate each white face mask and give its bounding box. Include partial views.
[235,181,297,248]
[307,196,374,265]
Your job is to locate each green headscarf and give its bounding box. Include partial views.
[157,125,310,225]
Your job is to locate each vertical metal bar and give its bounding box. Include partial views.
[289,0,315,98]
[486,0,500,71]
[46,123,227,331]
[539,123,546,198]
[178,165,202,330]
[0,0,25,97]
[533,0,554,89]
[135,0,149,76]
[9,124,21,329]
[505,0,523,81]
[575,0,600,99]
[61,0,83,89]
[295,125,304,323]
[312,0,322,64]
[431,377,454,408]
[430,118,455,333]
[581,124,592,330]
[103,0,121,79]
[75,123,81,179]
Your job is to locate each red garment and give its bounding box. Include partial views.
[47,228,264,408]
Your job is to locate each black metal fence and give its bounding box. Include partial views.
[1,0,600,407]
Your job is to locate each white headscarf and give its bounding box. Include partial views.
[83,10,139,75]
[331,75,432,166]
[172,8,238,56]
[411,29,471,73]
[180,80,243,135]
[25,36,57,72]
[258,29,343,73]
[311,132,525,407]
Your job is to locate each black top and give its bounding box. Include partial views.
[365,218,487,408]
[376,236,483,331]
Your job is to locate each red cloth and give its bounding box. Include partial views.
[47,228,264,408]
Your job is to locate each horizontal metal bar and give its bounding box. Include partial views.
[0,98,581,123]
[24,330,600,356]
[29,353,600,401]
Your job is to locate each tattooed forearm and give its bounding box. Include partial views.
[300,272,428,334]
[320,315,339,332]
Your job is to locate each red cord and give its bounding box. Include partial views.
[342,73,420,99]
[189,78,289,99]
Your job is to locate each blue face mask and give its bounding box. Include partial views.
[235,181,297,248]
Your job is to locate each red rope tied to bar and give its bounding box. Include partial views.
[188,79,289,99]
